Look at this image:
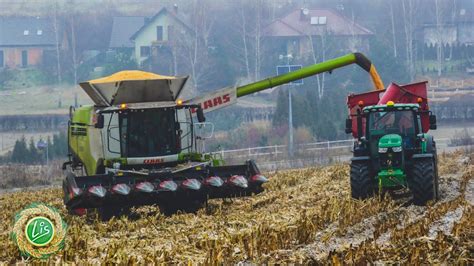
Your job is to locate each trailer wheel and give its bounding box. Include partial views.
[350,161,376,199]
[408,158,438,205]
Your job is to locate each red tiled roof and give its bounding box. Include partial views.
[263,9,373,37]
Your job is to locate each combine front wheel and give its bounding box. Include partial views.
[350,161,376,199]
[408,158,438,205]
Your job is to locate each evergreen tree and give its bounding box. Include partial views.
[28,138,39,164]
[11,137,28,163]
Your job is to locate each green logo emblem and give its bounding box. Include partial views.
[11,203,67,259]
[25,216,55,247]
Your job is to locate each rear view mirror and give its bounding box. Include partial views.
[194,122,214,139]
[345,118,352,134]
[429,114,437,130]
[95,114,104,129]
[197,107,206,123]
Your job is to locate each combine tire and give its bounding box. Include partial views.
[350,161,376,199]
[408,158,438,205]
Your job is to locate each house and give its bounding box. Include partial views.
[129,7,192,67]
[262,8,373,59]
[109,16,146,50]
[0,17,58,69]
[422,7,474,46]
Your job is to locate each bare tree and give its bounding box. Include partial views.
[176,0,216,95]
[390,0,398,58]
[401,0,418,81]
[434,0,444,77]
[52,1,62,85]
[240,5,251,80]
[70,11,78,84]
[253,0,263,81]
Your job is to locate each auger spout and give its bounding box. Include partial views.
[236,53,384,97]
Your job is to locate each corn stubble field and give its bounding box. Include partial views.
[0,152,472,264]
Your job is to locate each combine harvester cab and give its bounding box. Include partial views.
[346,81,439,205]
[63,71,267,217]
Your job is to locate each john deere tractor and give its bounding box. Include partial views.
[62,53,385,218]
[346,81,439,205]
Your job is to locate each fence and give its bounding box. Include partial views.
[208,137,471,171]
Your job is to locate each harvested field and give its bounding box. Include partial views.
[0,151,472,264]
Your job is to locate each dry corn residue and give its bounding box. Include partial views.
[0,151,472,264]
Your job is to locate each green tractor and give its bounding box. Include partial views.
[346,81,439,205]
[62,53,386,217]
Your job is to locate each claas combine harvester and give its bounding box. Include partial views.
[63,53,385,218]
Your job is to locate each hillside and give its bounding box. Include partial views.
[0,151,472,264]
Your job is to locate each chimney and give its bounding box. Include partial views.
[173,3,178,14]
[300,8,309,20]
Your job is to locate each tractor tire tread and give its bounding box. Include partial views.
[350,161,376,199]
[409,158,438,206]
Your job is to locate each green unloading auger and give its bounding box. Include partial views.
[190,52,384,113]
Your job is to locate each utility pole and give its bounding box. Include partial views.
[288,84,294,157]
[277,53,301,157]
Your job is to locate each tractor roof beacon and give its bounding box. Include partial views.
[62,53,385,219]
[346,82,439,205]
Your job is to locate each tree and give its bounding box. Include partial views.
[28,138,39,164]
[103,52,138,77]
[401,0,419,81]
[11,137,28,163]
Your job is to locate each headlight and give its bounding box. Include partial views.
[378,147,388,153]
[392,146,402,152]
[113,162,121,169]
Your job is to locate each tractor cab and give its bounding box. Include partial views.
[364,102,422,154]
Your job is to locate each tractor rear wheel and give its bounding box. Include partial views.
[350,161,376,199]
[408,158,438,205]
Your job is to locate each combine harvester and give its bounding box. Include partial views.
[346,81,439,205]
[63,53,385,218]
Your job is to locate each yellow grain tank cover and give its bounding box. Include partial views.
[79,70,189,106]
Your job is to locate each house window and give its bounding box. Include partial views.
[37,30,43,35]
[168,25,174,42]
[21,50,28,67]
[0,50,4,68]
[156,26,163,41]
[140,46,150,57]
[310,16,327,25]
[23,30,29,35]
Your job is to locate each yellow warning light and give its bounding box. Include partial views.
[120,103,127,109]
[387,101,395,106]
[176,99,183,105]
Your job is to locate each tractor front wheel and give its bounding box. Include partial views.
[408,158,438,205]
[350,161,376,199]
